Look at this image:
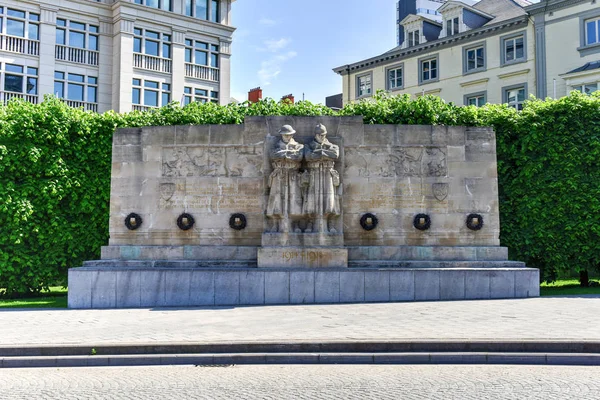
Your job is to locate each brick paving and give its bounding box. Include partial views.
[1,365,599,399]
[1,297,599,346]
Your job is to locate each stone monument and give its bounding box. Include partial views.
[68,116,539,308]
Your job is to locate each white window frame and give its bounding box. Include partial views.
[584,16,600,46]
[133,28,171,59]
[134,0,172,12]
[132,78,171,108]
[1,7,39,40]
[184,0,220,23]
[463,42,486,75]
[386,64,404,91]
[54,71,98,104]
[356,72,372,98]
[500,31,527,66]
[572,82,598,95]
[418,55,439,85]
[2,63,38,95]
[56,18,98,50]
[184,39,220,68]
[407,29,420,47]
[502,84,527,111]
[464,91,486,107]
[183,86,219,104]
[446,17,459,36]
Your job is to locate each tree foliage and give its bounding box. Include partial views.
[0,92,598,296]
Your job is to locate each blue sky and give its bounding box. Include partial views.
[230,0,397,104]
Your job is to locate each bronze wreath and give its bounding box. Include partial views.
[124,213,142,230]
[413,214,431,231]
[177,213,195,231]
[360,213,379,231]
[466,213,484,231]
[229,213,247,230]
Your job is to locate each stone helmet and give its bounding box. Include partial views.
[314,123,327,135]
[278,125,296,136]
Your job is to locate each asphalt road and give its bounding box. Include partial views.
[1,364,599,399]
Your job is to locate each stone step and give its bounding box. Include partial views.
[347,246,509,262]
[348,261,526,269]
[84,260,257,269]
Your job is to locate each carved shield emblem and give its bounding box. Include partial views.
[432,183,449,202]
[160,183,176,201]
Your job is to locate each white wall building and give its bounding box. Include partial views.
[0,0,235,113]
[526,0,600,98]
[337,0,536,109]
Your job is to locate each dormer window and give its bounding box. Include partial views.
[408,30,420,47]
[446,17,459,36]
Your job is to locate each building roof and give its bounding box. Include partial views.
[333,0,530,75]
[525,0,589,14]
[566,61,600,74]
[437,1,495,20]
[472,0,529,24]
[400,14,443,27]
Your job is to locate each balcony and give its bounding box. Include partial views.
[0,34,39,56]
[0,91,39,104]
[184,64,219,82]
[132,105,157,112]
[55,45,99,66]
[63,99,98,113]
[133,54,172,74]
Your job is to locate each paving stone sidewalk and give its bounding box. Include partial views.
[2,297,599,346]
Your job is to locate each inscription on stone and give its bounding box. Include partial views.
[282,250,325,263]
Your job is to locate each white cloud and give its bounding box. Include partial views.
[259,18,277,26]
[257,38,291,53]
[258,51,298,86]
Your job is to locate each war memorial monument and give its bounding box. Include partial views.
[68,117,539,308]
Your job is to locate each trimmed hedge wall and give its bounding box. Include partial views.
[0,93,599,296]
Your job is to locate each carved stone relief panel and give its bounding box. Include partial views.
[162,146,263,178]
[345,146,447,178]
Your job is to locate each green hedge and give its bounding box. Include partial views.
[0,93,599,296]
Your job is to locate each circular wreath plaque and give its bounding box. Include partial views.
[177,213,195,231]
[124,213,142,230]
[466,213,484,231]
[229,213,247,231]
[413,214,431,231]
[360,213,379,231]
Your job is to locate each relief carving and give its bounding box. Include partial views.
[345,147,447,178]
[159,183,176,201]
[303,124,341,234]
[265,124,342,234]
[266,125,304,233]
[432,183,449,202]
[162,146,262,177]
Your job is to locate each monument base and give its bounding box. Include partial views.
[257,247,348,268]
[68,265,540,309]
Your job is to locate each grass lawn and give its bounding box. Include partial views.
[540,279,600,296]
[0,286,68,309]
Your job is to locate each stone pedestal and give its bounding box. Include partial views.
[258,247,348,268]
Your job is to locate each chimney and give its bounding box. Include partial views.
[281,94,294,104]
[248,87,262,103]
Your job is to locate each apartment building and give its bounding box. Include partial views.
[336,0,536,109]
[0,0,235,113]
[527,0,600,98]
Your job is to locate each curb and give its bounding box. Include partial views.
[3,352,600,368]
[2,340,600,357]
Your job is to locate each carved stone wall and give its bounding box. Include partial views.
[108,117,499,248]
